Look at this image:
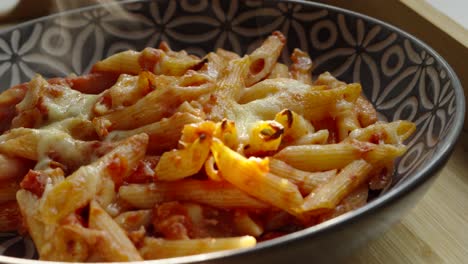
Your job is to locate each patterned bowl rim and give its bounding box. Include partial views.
[0,0,465,263]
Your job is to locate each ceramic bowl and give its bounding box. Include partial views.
[0,0,464,263]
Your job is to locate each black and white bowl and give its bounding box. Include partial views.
[0,0,464,263]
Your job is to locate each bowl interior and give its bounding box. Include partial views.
[0,0,464,260]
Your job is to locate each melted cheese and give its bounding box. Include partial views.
[43,88,98,123]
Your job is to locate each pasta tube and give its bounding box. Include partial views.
[211,139,303,215]
[140,236,256,260]
[300,160,373,214]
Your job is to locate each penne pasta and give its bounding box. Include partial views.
[92,46,202,77]
[89,200,143,261]
[93,73,214,133]
[16,190,48,256]
[48,72,120,95]
[211,139,303,215]
[39,133,148,223]
[300,160,373,214]
[317,184,369,222]
[108,112,203,154]
[92,50,142,75]
[155,136,211,181]
[313,71,346,89]
[240,79,361,122]
[346,120,416,145]
[93,72,153,116]
[155,121,215,181]
[0,127,114,172]
[140,236,256,260]
[274,140,407,172]
[245,31,285,87]
[114,210,152,232]
[291,129,329,146]
[335,100,361,141]
[118,180,269,210]
[269,158,336,194]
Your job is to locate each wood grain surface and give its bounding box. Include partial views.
[350,132,468,263]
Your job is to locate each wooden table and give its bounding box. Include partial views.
[350,132,468,263]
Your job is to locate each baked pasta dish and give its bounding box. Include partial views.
[0,32,415,261]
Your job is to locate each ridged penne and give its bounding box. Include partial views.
[92,50,141,75]
[211,139,303,215]
[108,112,203,154]
[89,200,143,261]
[155,135,211,181]
[240,79,361,121]
[118,180,269,210]
[93,72,154,116]
[346,120,416,145]
[335,100,361,141]
[114,210,152,232]
[269,158,336,195]
[155,121,215,181]
[292,129,329,146]
[0,127,113,172]
[318,184,369,222]
[39,134,148,223]
[92,47,202,77]
[12,75,98,129]
[16,190,47,255]
[313,71,346,89]
[300,159,373,214]
[93,73,214,133]
[140,236,256,260]
[245,31,285,87]
[274,140,406,172]
[274,143,362,172]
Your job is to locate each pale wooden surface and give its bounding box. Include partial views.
[400,0,468,48]
[351,131,468,263]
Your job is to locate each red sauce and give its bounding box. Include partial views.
[126,156,159,184]
[20,170,46,197]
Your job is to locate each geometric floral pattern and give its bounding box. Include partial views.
[0,0,463,259]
